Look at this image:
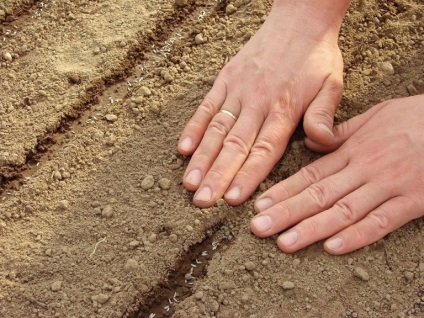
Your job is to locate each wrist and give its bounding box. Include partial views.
[269,0,351,43]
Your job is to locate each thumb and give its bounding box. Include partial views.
[305,99,391,153]
[303,74,343,146]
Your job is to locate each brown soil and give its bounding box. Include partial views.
[0,0,423,317]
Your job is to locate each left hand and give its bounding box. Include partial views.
[250,95,424,255]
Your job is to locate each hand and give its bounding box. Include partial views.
[178,2,347,208]
[251,95,424,255]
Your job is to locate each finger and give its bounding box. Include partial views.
[192,105,265,207]
[223,109,298,205]
[275,182,389,253]
[250,166,362,238]
[253,149,349,212]
[305,99,391,153]
[303,73,343,146]
[183,98,240,192]
[178,79,227,156]
[324,195,418,255]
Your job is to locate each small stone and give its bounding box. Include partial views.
[244,261,256,271]
[52,171,62,181]
[404,271,414,281]
[129,240,140,248]
[61,171,71,179]
[101,205,114,218]
[174,0,188,7]
[51,280,62,292]
[2,52,12,62]
[226,4,237,14]
[140,86,152,96]
[169,234,178,242]
[158,178,171,190]
[68,73,81,84]
[186,225,193,232]
[378,61,395,75]
[45,249,52,256]
[194,291,204,300]
[195,33,206,45]
[162,72,173,83]
[132,96,144,104]
[105,114,118,122]
[353,267,370,281]
[124,258,138,271]
[58,200,70,210]
[407,84,418,96]
[282,281,295,290]
[216,199,226,207]
[141,175,155,190]
[219,281,237,290]
[148,233,157,243]
[92,293,110,304]
[93,47,101,55]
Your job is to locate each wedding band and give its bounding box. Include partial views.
[219,109,238,121]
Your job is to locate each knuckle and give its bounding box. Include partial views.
[300,165,321,185]
[303,218,320,237]
[334,200,356,223]
[349,224,366,247]
[369,210,389,231]
[207,119,230,137]
[198,97,217,117]
[249,140,275,159]
[191,151,213,163]
[206,166,226,181]
[223,134,250,157]
[282,204,293,223]
[307,183,328,209]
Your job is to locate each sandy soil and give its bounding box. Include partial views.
[0,0,423,317]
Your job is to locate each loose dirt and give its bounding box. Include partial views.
[0,0,423,317]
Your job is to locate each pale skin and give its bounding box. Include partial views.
[178,0,424,254]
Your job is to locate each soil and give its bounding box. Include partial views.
[0,0,423,317]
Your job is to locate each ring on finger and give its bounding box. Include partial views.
[219,109,238,121]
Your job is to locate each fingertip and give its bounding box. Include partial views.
[304,122,335,147]
[250,214,273,238]
[183,169,203,191]
[178,136,195,155]
[254,197,273,213]
[304,137,335,153]
[324,237,347,255]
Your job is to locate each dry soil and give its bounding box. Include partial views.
[0,0,423,318]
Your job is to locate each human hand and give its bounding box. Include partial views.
[178,2,348,208]
[251,95,424,255]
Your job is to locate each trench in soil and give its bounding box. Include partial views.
[2,2,237,316]
[0,0,203,196]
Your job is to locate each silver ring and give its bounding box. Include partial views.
[219,109,238,121]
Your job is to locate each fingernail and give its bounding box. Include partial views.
[255,198,273,212]
[179,137,193,152]
[251,215,272,232]
[325,237,343,250]
[225,186,241,200]
[318,123,334,137]
[185,169,202,186]
[279,231,298,247]
[195,187,212,202]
